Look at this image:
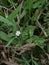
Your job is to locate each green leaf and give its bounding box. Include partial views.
[8,1,23,21]
[12,57,24,63]
[23,0,33,10]
[28,26,35,37]
[22,51,30,61]
[8,0,15,5]
[32,0,41,8]
[5,37,16,47]
[26,38,33,43]
[33,36,45,48]
[0,16,13,26]
[0,31,11,41]
[32,0,46,9]
[0,0,10,7]
[20,10,26,19]
[31,55,39,65]
[33,36,45,44]
[33,60,39,65]
[31,9,40,21]
[23,25,35,37]
[44,11,49,23]
[47,44,49,53]
[0,9,4,16]
[22,56,30,65]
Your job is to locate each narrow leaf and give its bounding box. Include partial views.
[8,1,23,21]
[0,16,13,25]
[0,31,10,41]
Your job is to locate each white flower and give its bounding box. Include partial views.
[16,31,21,36]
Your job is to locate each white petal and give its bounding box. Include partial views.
[16,31,21,36]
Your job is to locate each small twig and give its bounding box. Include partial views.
[9,3,18,10]
[0,5,9,10]
[18,43,35,50]
[46,0,48,3]
[45,38,49,43]
[40,55,46,65]
[16,43,36,55]
[17,14,20,28]
[43,50,49,59]
[1,60,19,65]
[37,8,45,20]
[4,9,8,18]
[1,51,7,60]
[36,20,48,37]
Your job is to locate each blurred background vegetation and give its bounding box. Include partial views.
[0,0,49,65]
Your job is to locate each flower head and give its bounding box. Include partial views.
[16,31,21,36]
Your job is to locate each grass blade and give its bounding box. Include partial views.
[7,1,23,21]
[0,16,13,25]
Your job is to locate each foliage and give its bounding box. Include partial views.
[0,0,49,65]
